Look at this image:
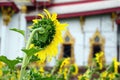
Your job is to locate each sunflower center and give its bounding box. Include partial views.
[32,18,55,48]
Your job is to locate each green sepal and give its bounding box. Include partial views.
[10,28,25,36]
[32,18,55,48]
[0,56,22,70]
[30,55,40,62]
[22,47,42,57]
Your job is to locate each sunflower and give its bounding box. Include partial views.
[95,52,104,70]
[113,58,120,73]
[0,61,4,77]
[60,58,70,68]
[108,73,115,80]
[71,64,78,76]
[58,58,70,74]
[100,71,108,79]
[29,9,68,63]
[0,61,4,68]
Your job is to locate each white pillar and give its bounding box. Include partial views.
[1,24,7,56]
[0,7,14,57]
[18,6,27,57]
[19,13,26,54]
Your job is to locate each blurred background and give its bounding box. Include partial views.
[0,0,120,67]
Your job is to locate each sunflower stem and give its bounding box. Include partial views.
[19,27,44,80]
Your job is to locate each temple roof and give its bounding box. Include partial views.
[0,0,120,21]
[26,0,120,21]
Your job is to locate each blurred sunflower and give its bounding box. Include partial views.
[29,9,68,63]
[60,58,70,68]
[113,58,120,73]
[108,73,115,80]
[95,52,104,70]
[0,61,4,68]
[71,64,78,76]
[58,58,70,74]
[0,61,4,77]
[101,71,108,79]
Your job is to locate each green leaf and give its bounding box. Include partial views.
[10,28,25,36]
[22,47,42,57]
[0,56,22,70]
[107,62,114,73]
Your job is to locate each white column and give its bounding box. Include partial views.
[0,7,14,57]
[1,24,7,56]
[19,13,26,50]
[19,6,27,57]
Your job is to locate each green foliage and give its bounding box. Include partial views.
[10,28,25,36]
[29,68,64,80]
[51,59,64,75]
[0,66,18,80]
[0,56,22,70]
[2,66,10,74]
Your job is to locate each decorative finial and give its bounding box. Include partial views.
[1,7,14,26]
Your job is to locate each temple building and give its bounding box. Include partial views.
[0,0,120,67]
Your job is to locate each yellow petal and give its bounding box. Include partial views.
[32,19,38,24]
[38,14,44,19]
[29,44,34,49]
[39,67,44,73]
[43,9,51,18]
[28,26,33,29]
[51,13,57,21]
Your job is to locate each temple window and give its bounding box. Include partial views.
[59,30,75,63]
[88,29,106,66]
